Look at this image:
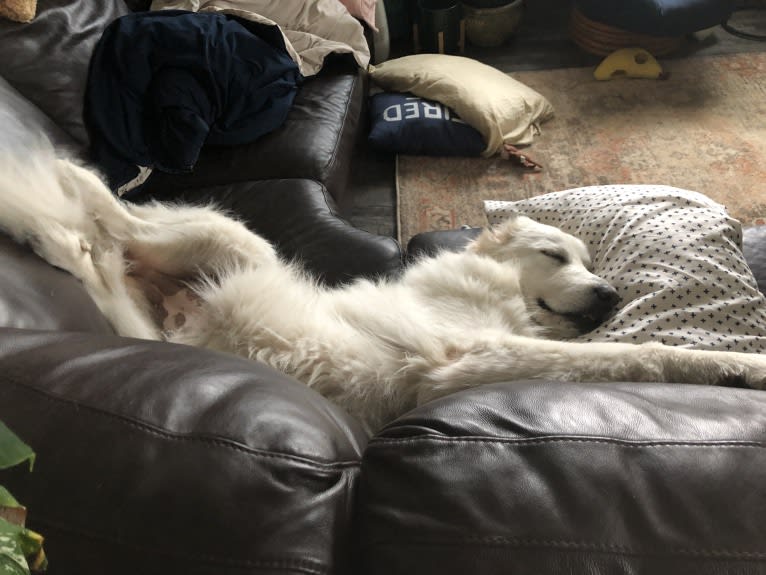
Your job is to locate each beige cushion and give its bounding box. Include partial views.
[369,54,554,156]
[0,0,36,22]
[152,0,370,76]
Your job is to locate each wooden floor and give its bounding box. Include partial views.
[348,1,766,240]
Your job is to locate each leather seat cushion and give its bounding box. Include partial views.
[358,380,766,574]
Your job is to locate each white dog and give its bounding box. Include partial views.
[1,148,765,433]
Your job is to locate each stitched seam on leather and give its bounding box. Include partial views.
[368,537,766,559]
[315,179,340,217]
[370,435,766,448]
[2,373,361,470]
[35,516,330,574]
[321,72,357,175]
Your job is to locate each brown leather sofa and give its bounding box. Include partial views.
[2,226,766,575]
[2,1,766,574]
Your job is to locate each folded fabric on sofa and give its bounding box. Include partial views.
[85,10,302,194]
[150,0,371,76]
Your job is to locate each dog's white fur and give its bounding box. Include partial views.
[1,146,765,433]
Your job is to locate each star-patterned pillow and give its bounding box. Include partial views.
[485,185,766,352]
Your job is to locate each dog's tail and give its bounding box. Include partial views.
[0,131,168,339]
[0,130,143,256]
[0,138,83,244]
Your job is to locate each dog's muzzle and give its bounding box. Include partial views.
[538,283,620,334]
[577,283,621,331]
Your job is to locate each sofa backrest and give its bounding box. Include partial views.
[0,0,129,146]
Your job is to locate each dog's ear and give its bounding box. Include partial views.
[470,216,521,256]
[498,209,522,221]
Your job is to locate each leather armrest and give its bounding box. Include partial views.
[406,227,482,262]
[358,380,766,574]
[0,327,366,575]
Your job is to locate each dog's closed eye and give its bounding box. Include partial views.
[540,249,568,264]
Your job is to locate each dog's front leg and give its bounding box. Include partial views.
[417,337,766,405]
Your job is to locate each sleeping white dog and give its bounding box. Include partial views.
[1,147,765,433]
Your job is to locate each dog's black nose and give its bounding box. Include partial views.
[593,284,620,308]
[570,284,621,334]
[583,284,620,319]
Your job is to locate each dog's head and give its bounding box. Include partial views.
[469,214,620,338]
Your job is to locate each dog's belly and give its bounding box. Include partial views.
[126,265,202,334]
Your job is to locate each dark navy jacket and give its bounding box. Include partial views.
[85,10,302,193]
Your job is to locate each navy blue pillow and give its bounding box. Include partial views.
[368,92,486,156]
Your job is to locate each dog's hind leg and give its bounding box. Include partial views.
[25,219,161,340]
[124,201,280,278]
[0,153,275,339]
[54,159,279,279]
[53,160,283,329]
[75,243,162,340]
[417,336,766,405]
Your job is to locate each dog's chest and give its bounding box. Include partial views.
[422,283,538,337]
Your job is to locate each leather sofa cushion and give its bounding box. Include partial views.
[0,328,367,575]
[358,380,766,574]
[0,0,129,145]
[141,60,365,213]
[0,235,113,333]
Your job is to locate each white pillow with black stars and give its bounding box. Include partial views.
[485,185,766,352]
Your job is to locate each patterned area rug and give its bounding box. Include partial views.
[396,52,766,245]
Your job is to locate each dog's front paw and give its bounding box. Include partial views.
[716,352,766,390]
[717,372,755,389]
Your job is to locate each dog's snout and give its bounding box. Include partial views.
[569,283,621,334]
[584,284,620,324]
[593,284,620,308]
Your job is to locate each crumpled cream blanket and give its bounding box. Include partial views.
[151,0,370,76]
